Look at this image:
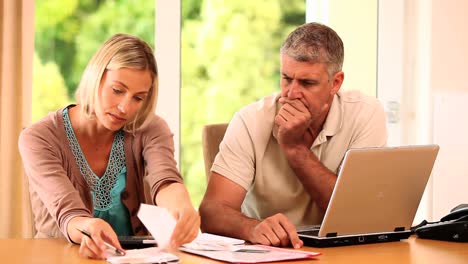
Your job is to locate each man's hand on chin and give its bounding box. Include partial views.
[275,98,313,148]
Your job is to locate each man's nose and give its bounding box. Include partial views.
[287,81,302,99]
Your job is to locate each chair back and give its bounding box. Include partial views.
[22,170,36,238]
[201,123,228,182]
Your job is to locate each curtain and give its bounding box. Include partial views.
[0,0,34,238]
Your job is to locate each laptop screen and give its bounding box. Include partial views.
[318,145,439,237]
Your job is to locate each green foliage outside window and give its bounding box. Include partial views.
[181,0,305,207]
[34,0,154,102]
[33,0,304,208]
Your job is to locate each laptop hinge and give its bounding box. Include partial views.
[394,227,405,232]
[326,232,338,237]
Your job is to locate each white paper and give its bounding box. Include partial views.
[179,244,320,263]
[182,233,245,251]
[137,204,176,249]
[193,233,245,245]
[107,247,178,263]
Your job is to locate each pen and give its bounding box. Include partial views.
[76,227,125,256]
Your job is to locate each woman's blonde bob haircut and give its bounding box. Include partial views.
[75,33,158,132]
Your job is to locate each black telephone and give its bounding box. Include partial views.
[414,204,468,242]
[440,204,468,221]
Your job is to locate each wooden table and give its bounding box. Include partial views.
[1,236,467,263]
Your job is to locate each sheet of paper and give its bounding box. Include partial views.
[183,233,245,251]
[180,245,321,263]
[194,233,245,245]
[137,204,176,249]
[107,247,178,264]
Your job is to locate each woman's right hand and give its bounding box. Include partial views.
[69,217,124,259]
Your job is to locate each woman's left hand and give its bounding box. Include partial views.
[168,206,200,248]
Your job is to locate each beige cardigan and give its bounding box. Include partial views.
[18,106,183,242]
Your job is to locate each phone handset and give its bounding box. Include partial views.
[440,204,468,222]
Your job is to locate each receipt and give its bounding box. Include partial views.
[137,204,176,249]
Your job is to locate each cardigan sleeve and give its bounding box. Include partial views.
[138,115,183,204]
[18,121,92,242]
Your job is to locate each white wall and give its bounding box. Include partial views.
[433,93,468,219]
[377,0,405,146]
[307,0,378,97]
[379,0,468,221]
[310,0,468,222]
[379,0,434,223]
[155,0,181,167]
[429,0,468,220]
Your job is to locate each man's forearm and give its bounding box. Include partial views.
[200,201,260,241]
[283,145,336,211]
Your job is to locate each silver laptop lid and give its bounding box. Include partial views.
[319,145,439,237]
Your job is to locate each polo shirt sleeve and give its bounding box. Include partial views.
[350,101,388,148]
[211,112,255,191]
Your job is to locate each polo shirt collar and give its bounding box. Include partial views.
[320,92,343,139]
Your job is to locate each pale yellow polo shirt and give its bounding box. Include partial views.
[211,90,387,227]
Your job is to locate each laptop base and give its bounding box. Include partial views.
[299,231,412,247]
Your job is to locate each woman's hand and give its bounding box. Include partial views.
[168,206,200,248]
[155,182,201,249]
[70,217,124,259]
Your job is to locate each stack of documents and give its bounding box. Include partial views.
[182,233,245,251]
[180,244,320,263]
[178,218,321,262]
[108,204,321,263]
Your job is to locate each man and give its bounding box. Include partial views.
[199,22,387,249]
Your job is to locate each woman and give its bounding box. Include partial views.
[18,34,199,259]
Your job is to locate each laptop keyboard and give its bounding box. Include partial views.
[297,224,321,236]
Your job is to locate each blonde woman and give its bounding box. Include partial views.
[19,34,199,259]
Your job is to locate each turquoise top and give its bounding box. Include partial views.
[63,108,133,236]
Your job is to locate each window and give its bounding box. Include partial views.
[34,0,306,208]
[33,0,155,122]
[181,1,306,206]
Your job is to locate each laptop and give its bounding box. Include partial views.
[298,145,440,247]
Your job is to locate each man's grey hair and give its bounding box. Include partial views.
[280,22,344,76]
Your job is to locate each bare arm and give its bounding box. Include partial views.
[282,145,336,211]
[275,98,337,211]
[199,172,303,248]
[199,173,256,239]
[276,96,386,211]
